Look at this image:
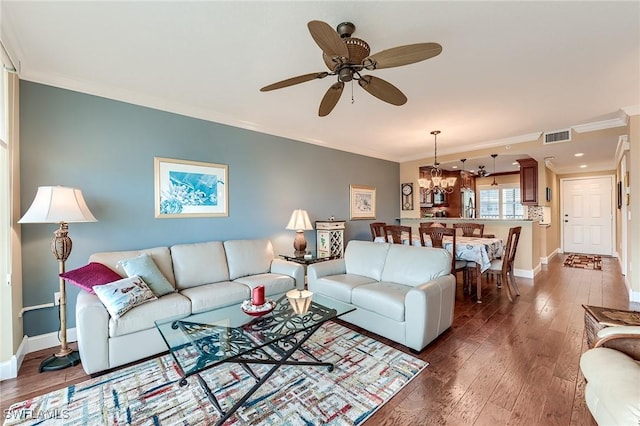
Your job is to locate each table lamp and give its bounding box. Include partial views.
[286,209,312,257]
[19,186,97,372]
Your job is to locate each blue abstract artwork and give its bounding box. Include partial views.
[155,157,228,217]
[160,172,222,214]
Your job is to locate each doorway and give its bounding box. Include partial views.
[561,176,614,255]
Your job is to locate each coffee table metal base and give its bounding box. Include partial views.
[185,322,332,426]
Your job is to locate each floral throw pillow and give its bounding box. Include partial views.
[93,276,157,319]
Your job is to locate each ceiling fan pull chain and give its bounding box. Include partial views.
[351,81,355,104]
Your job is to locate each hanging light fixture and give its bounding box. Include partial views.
[491,153,498,186]
[460,158,472,190]
[418,130,456,194]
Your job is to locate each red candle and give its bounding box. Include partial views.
[252,285,265,306]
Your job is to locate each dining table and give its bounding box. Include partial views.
[374,234,504,302]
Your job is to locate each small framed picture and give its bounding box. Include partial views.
[349,185,376,220]
[154,157,228,218]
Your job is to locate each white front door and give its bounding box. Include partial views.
[562,176,614,255]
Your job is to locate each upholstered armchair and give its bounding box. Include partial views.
[579,325,640,425]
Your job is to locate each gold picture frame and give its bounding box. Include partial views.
[154,157,228,218]
[349,184,376,220]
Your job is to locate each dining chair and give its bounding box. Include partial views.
[454,222,485,237]
[383,225,412,245]
[370,222,386,241]
[485,226,522,302]
[419,224,467,286]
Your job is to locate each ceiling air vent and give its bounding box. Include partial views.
[543,129,571,144]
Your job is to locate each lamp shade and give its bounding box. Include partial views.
[19,186,97,224]
[285,209,312,231]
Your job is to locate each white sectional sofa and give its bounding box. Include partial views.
[75,239,304,375]
[307,240,456,352]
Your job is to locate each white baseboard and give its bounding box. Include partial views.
[0,328,77,381]
[26,328,77,354]
[541,248,560,265]
[626,276,640,303]
[0,335,27,381]
[514,268,535,279]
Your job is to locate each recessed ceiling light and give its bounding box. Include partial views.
[452,165,458,169]
[580,164,588,168]
[575,153,584,157]
[512,162,519,166]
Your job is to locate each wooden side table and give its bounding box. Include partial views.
[583,304,640,348]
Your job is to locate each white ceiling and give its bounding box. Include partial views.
[2,1,638,174]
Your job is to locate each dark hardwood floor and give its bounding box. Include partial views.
[1,254,635,425]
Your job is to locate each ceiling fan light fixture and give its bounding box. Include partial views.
[262,20,442,116]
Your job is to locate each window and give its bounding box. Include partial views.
[478,185,524,219]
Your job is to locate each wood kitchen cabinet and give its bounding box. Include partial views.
[518,158,538,205]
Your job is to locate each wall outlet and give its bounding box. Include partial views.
[54,291,61,306]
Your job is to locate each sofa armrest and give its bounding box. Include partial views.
[307,259,346,283]
[595,326,640,360]
[404,274,456,351]
[270,258,305,290]
[75,291,110,374]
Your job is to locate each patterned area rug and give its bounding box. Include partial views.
[4,322,427,425]
[564,254,602,270]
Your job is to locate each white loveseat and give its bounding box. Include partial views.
[75,239,304,375]
[307,240,456,352]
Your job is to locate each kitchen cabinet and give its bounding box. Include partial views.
[518,158,538,205]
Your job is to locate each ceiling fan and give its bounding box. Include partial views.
[476,165,489,177]
[260,20,442,116]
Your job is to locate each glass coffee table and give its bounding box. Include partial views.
[155,292,354,426]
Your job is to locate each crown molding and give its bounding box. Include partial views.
[572,110,628,133]
[622,104,640,116]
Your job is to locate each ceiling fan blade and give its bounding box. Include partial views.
[308,20,349,62]
[363,42,442,70]
[260,72,328,92]
[318,82,344,117]
[358,75,407,106]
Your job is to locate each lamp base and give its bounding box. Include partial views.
[39,350,81,372]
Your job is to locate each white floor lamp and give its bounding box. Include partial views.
[19,186,97,372]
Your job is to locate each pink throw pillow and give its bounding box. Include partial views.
[60,262,123,294]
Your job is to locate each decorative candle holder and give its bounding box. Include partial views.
[286,289,313,314]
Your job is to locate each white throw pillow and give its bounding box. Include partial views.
[93,275,157,319]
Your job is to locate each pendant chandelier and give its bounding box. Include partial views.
[491,153,498,186]
[460,158,472,190]
[418,130,456,194]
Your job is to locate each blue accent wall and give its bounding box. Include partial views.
[19,81,400,336]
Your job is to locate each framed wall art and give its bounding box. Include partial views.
[154,157,228,218]
[349,184,376,220]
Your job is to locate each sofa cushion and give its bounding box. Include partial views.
[171,241,230,289]
[381,245,451,286]
[108,292,191,337]
[94,276,157,319]
[352,282,410,322]
[308,274,378,303]
[60,262,123,294]
[234,273,295,296]
[89,246,176,286]
[344,241,390,281]
[580,347,640,425]
[224,239,274,280]
[120,254,175,297]
[180,281,250,314]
